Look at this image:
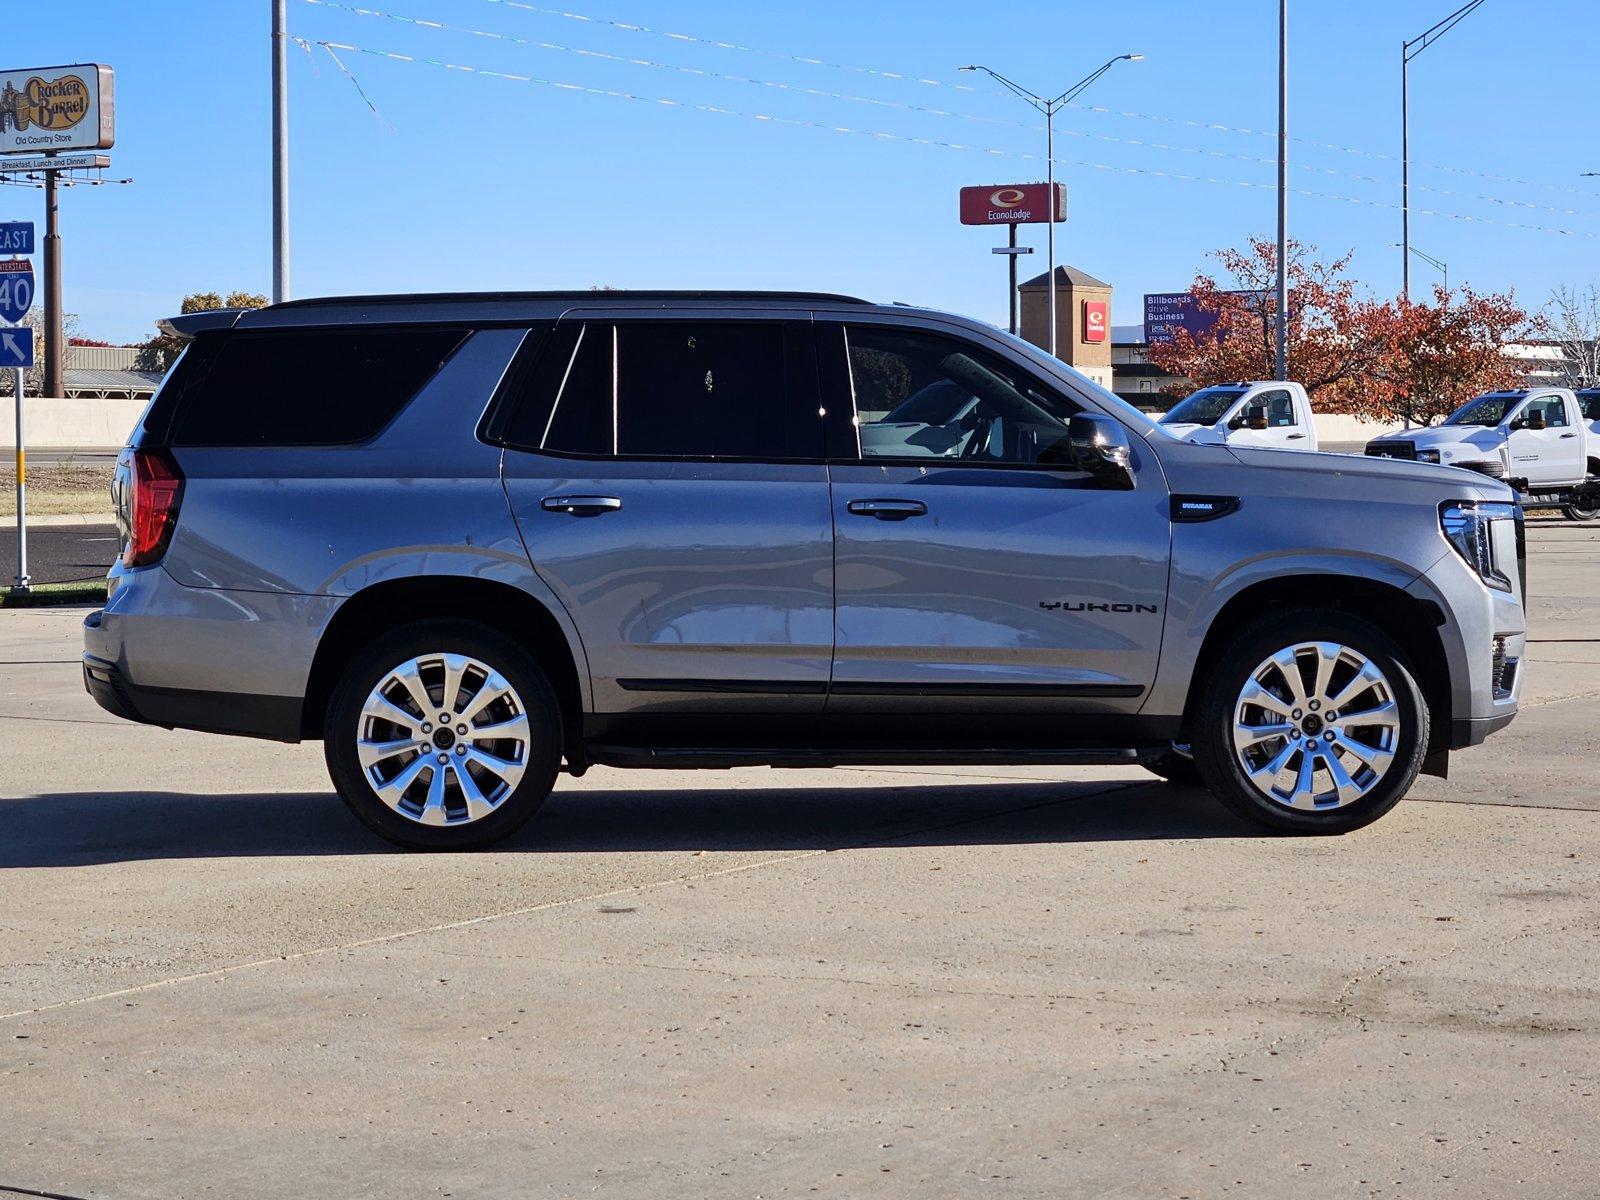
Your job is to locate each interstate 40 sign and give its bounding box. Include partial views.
[0,258,32,325]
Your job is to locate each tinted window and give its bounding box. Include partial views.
[538,323,614,455]
[131,331,229,448]
[506,320,820,460]
[1581,392,1600,421]
[845,325,1080,464]
[174,327,467,446]
[617,323,810,458]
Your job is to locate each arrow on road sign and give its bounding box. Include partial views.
[0,327,34,369]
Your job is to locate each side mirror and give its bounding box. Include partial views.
[1242,404,1269,431]
[1068,413,1135,489]
[1526,410,1547,431]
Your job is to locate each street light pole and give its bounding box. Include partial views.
[961,55,1142,359]
[272,0,290,304]
[1275,0,1289,382]
[1402,0,1487,300]
[1395,243,1448,293]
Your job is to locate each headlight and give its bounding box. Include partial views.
[1416,449,1441,463]
[1440,501,1518,592]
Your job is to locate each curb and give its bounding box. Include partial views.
[0,513,115,528]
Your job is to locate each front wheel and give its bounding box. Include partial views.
[323,620,563,850]
[1191,609,1429,835]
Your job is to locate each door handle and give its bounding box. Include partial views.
[1286,433,1306,440]
[1560,432,1578,439]
[847,498,927,520]
[542,495,622,517]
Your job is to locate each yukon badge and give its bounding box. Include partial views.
[1040,600,1159,614]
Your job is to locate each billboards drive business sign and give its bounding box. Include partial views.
[0,64,115,155]
[959,183,1067,225]
[1082,299,1108,344]
[1142,290,1269,345]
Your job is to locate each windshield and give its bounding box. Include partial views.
[1161,386,1248,427]
[1445,394,1523,426]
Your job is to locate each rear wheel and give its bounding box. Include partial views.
[1561,502,1600,522]
[323,620,562,850]
[1191,609,1428,835]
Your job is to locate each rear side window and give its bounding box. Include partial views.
[504,320,821,460]
[172,327,468,447]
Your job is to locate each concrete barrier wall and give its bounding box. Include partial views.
[0,397,147,450]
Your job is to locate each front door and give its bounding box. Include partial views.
[499,313,833,714]
[818,320,1171,717]
[1508,394,1580,485]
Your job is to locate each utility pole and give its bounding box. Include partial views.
[272,0,290,303]
[42,157,62,399]
[1275,0,1289,382]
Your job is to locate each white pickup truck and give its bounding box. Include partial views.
[1157,381,1317,451]
[1365,387,1600,521]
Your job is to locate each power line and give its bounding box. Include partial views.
[459,0,1595,201]
[297,0,1598,223]
[294,36,1596,241]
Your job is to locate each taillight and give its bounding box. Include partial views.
[123,448,184,568]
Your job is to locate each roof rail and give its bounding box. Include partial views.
[267,289,871,311]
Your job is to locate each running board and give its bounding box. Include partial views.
[580,745,1163,771]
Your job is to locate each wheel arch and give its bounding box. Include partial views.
[302,576,588,765]
[1178,573,1453,766]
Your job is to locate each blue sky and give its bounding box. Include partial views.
[10,0,1599,344]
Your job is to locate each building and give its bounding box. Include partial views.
[1109,324,1185,411]
[1017,265,1114,391]
[62,344,163,400]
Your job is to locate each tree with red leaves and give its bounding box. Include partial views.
[1350,286,1537,425]
[1146,236,1387,410]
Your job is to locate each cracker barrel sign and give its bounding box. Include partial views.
[0,64,115,155]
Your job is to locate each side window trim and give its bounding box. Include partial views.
[506,317,825,463]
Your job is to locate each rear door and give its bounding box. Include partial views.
[819,318,1171,717]
[499,311,833,714]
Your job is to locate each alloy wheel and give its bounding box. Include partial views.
[1231,641,1400,811]
[356,652,530,826]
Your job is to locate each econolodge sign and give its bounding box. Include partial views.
[959,183,1067,226]
[1082,299,1108,344]
[0,64,115,155]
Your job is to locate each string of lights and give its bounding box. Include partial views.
[298,0,1598,222]
[294,36,1596,242]
[455,0,1596,201]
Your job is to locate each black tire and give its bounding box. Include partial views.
[1561,503,1600,522]
[1191,608,1429,835]
[1144,750,1203,786]
[323,619,562,851]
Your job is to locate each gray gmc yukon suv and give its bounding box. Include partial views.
[85,292,1526,849]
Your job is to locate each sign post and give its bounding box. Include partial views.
[0,215,34,593]
[1,62,116,401]
[0,323,34,595]
[960,183,1065,340]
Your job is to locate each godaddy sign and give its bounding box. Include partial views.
[0,64,114,155]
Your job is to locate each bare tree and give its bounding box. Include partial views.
[19,307,82,397]
[1545,284,1600,387]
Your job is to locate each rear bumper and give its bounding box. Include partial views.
[82,648,302,741]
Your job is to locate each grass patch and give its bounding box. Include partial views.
[0,462,114,518]
[1,579,106,608]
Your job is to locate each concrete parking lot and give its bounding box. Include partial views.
[1,519,1596,1199]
